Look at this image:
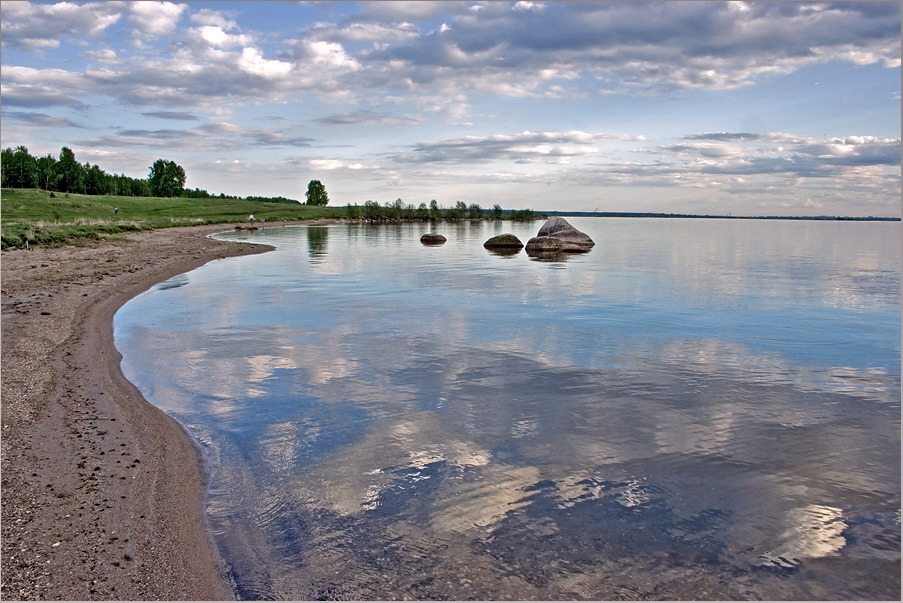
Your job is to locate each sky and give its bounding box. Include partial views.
[1,0,900,217]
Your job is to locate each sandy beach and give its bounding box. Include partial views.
[1,224,281,600]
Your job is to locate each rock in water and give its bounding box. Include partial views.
[547,228,591,247]
[483,233,524,249]
[524,236,587,253]
[528,217,595,252]
[537,216,575,237]
[420,233,447,244]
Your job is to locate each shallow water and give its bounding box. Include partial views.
[115,218,900,600]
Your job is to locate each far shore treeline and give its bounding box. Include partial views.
[1,145,298,203]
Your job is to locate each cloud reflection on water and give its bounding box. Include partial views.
[116,220,900,600]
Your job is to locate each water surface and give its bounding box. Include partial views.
[116,218,900,600]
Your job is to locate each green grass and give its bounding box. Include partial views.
[1,188,345,250]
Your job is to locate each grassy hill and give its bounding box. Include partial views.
[1,188,344,250]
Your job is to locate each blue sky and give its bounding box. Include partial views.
[1,0,900,216]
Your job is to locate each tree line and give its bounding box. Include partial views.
[307,180,534,220]
[1,145,190,198]
[344,198,535,221]
[1,145,303,203]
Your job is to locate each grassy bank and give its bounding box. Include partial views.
[1,188,345,249]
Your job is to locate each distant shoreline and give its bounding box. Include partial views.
[532,211,901,222]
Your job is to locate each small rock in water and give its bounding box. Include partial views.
[420,233,447,245]
[483,233,524,249]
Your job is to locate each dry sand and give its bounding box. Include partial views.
[1,224,284,600]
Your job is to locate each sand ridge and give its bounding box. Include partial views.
[1,224,286,600]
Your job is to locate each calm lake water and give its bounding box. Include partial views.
[115,218,900,600]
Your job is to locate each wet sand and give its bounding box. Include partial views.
[1,224,285,600]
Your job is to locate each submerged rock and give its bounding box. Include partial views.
[483,233,524,249]
[420,233,447,245]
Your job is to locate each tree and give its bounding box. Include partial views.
[36,154,57,190]
[84,163,109,195]
[182,187,212,199]
[386,197,404,219]
[492,204,503,219]
[148,159,186,197]
[109,173,133,196]
[346,203,363,219]
[444,200,468,220]
[305,179,329,206]
[130,177,150,197]
[54,146,85,193]
[364,199,380,219]
[2,146,39,188]
[0,148,13,188]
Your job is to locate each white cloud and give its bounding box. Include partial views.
[313,110,422,126]
[310,158,379,171]
[513,2,545,12]
[678,134,902,172]
[294,39,361,70]
[5,1,898,113]
[567,131,902,210]
[189,8,238,29]
[194,25,253,49]
[127,1,187,36]
[84,48,121,64]
[76,121,315,151]
[0,1,123,51]
[393,130,639,164]
[358,1,472,21]
[1,111,82,129]
[360,1,900,95]
[310,159,346,170]
[308,21,419,43]
[0,65,91,108]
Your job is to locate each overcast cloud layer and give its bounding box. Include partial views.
[1,1,899,216]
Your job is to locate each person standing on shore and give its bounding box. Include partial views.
[248,214,255,223]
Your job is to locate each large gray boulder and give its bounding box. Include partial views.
[537,216,576,237]
[527,217,594,253]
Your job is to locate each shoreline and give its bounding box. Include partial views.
[1,223,289,600]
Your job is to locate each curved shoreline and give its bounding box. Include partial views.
[1,224,285,600]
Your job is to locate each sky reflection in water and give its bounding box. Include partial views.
[115,218,900,600]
